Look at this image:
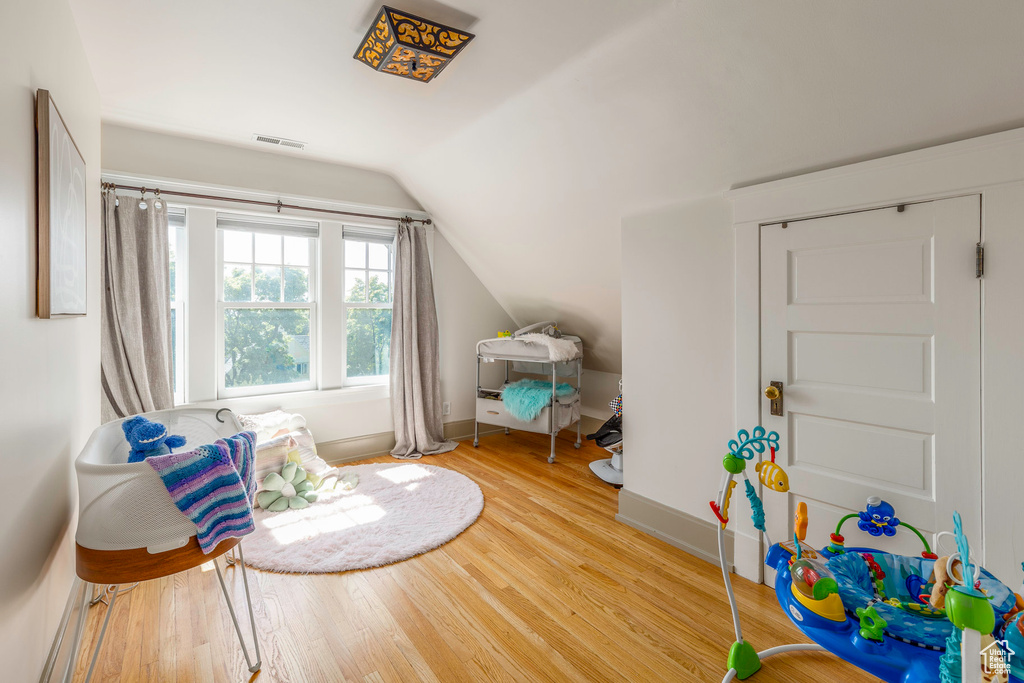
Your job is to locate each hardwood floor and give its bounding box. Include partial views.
[72,430,874,682]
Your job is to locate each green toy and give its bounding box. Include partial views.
[727,641,761,679]
[723,453,746,473]
[945,586,995,633]
[856,605,887,642]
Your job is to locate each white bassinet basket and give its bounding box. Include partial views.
[74,407,261,681]
[75,407,243,553]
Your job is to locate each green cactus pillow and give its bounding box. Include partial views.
[257,461,319,511]
[255,451,358,512]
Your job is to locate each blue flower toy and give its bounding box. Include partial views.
[858,496,900,537]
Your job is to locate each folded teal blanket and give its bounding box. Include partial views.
[502,380,575,422]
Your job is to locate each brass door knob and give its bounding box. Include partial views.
[764,385,780,401]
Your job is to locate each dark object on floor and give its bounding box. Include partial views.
[587,414,622,449]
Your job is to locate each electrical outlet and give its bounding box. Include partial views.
[442,401,451,416]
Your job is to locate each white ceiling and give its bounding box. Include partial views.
[69,0,1024,372]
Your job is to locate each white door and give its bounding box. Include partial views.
[760,196,982,566]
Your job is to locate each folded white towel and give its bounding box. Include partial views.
[515,333,580,362]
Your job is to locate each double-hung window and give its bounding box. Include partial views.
[217,213,319,398]
[342,226,395,386]
[169,208,187,405]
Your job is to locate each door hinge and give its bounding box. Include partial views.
[976,242,985,279]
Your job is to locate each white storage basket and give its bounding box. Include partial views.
[75,408,244,553]
[476,391,580,433]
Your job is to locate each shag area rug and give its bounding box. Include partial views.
[242,462,483,573]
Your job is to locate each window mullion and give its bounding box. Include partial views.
[249,233,256,301]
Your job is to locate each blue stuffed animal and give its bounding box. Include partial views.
[858,496,900,537]
[122,415,187,463]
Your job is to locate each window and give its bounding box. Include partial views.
[217,214,318,398]
[169,209,187,405]
[342,226,395,386]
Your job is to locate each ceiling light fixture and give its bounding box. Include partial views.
[354,5,475,83]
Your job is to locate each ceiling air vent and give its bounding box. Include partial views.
[251,134,307,151]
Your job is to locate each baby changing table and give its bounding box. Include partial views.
[474,324,583,463]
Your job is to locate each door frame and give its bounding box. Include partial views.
[728,127,1024,583]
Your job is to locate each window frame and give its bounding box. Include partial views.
[169,208,188,406]
[216,222,319,399]
[341,231,396,387]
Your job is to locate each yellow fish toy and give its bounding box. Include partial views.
[756,459,790,492]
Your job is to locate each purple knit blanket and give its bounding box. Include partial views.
[146,431,257,554]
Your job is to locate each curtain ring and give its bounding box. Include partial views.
[138,187,148,210]
[154,188,163,210]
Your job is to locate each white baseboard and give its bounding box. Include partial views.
[39,578,88,683]
[616,488,734,569]
[316,419,506,464]
[317,415,607,465]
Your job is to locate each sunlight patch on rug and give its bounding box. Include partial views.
[242,462,483,573]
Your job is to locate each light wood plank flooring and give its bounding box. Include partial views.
[72,429,874,682]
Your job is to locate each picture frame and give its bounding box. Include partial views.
[37,89,88,318]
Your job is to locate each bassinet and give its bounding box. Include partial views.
[73,408,261,681]
[75,407,244,554]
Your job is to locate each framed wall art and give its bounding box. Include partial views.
[37,89,87,318]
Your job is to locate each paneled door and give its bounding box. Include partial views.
[760,196,982,567]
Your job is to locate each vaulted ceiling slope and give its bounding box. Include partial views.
[69,0,1024,373]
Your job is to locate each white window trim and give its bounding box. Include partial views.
[216,225,319,399]
[102,171,432,407]
[341,227,396,388]
[170,208,188,406]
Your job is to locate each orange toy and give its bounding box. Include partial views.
[794,502,808,542]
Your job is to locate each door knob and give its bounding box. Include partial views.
[765,381,783,416]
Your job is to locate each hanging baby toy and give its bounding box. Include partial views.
[710,427,786,534]
[858,496,901,537]
[708,426,789,679]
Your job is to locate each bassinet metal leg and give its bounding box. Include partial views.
[473,420,479,448]
[213,545,262,673]
[84,584,120,683]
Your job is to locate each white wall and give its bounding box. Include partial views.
[580,369,621,421]
[620,197,734,519]
[102,123,421,212]
[0,0,101,679]
[102,125,516,443]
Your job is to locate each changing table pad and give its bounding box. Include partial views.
[477,335,583,362]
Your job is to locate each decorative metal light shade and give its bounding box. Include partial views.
[354,6,474,83]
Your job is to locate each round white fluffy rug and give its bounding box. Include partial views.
[242,462,483,573]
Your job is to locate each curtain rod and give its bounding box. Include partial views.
[101,182,431,225]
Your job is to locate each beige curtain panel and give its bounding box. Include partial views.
[390,223,457,459]
[100,190,174,422]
